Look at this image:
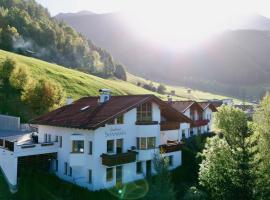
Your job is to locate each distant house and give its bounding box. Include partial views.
[0,90,192,191]
[168,100,217,137]
[234,104,255,118]
[210,98,234,107]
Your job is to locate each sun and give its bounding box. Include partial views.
[120,0,253,50]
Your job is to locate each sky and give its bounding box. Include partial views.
[37,0,270,17]
[36,0,270,49]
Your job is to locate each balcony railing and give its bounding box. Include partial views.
[159,142,183,153]
[160,122,180,131]
[135,121,159,125]
[101,150,137,167]
[191,119,209,127]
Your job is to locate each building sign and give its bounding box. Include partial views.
[105,128,126,137]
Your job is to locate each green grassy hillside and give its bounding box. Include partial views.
[127,73,237,101]
[0,49,236,103]
[0,50,160,100]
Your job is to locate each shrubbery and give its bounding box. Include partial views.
[0,57,66,118]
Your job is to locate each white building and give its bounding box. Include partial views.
[198,102,218,132]
[0,92,192,191]
[168,101,217,138]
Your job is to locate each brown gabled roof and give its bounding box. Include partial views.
[168,101,204,113]
[31,95,192,130]
[198,102,218,112]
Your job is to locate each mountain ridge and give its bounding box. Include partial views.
[56,12,270,100]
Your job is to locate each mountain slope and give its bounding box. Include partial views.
[0,50,236,120]
[0,0,124,79]
[0,50,156,100]
[56,12,270,99]
[0,49,233,100]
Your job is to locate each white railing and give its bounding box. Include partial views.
[15,142,59,156]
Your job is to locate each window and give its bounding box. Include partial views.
[140,137,147,150]
[116,115,124,124]
[48,134,51,142]
[137,137,156,150]
[136,138,140,149]
[59,136,62,148]
[69,167,72,176]
[182,130,186,139]
[147,137,156,149]
[55,160,58,172]
[106,168,113,182]
[72,140,84,153]
[89,141,92,155]
[190,129,194,136]
[44,134,47,142]
[89,169,92,183]
[0,139,3,147]
[137,102,152,122]
[55,136,58,142]
[107,119,115,125]
[64,162,67,175]
[136,162,143,174]
[107,140,114,153]
[168,156,173,166]
[116,139,123,154]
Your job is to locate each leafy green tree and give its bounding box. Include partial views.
[0,57,16,82]
[114,63,127,81]
[9,63,32,90]
[157,83,166,94]
[22,79,66,114]
[199,136,236,200]
[199,106,256,200]
[144,153,176,200]
[183,186,208,200]
[253,93,270,199]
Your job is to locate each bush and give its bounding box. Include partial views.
[183,186,208,200]
[157,83,166,94]
[22,79,66,114]
[114,63,127,81]
[9,64,32,90]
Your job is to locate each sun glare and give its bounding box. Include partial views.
[120,0,257,49]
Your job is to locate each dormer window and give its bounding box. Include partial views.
[116,115,124,124]
[137,102,152,122]
[107,115,124,125]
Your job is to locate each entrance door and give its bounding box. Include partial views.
[146,160,152,177]
[116,166,123,185]
[116,139,123,154]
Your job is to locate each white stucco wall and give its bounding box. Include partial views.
[37,102,167,191]
[0,148,18,188]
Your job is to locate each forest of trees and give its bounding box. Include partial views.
[0,57,66,120]
[0,0,126,80]
[143,95,270,200]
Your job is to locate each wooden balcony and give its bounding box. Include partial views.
[191,119,209,127]
[101,150,137,167]
[135,121,159,125]
[160,122,180,131]
[159,142,183,153]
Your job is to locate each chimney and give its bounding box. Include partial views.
[66,97,73,105]
[99,89,111,103]
[167,95,173,104]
